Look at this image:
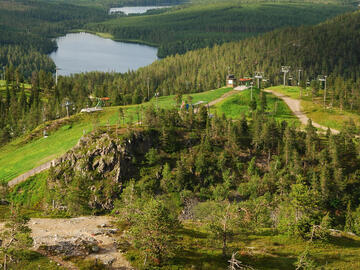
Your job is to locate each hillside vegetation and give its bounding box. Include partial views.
[9,103,360,269]
[86,1,355,57]
[2,1,360,268]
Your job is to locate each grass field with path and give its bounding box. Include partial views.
[267,86,360,131]
[213,88,300,125]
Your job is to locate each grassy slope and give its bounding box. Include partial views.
[267,86,360,130]
[0,88,231,183]
[213,88,300,125]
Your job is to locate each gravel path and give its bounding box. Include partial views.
[29,216,133,270]
[264,89,339,134]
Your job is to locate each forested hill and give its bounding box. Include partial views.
[86,1,356,57]
[1,3,360,145]
[66,10,360,111]
[0,0,108,76]
[2,9,360,145]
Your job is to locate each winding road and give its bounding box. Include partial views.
[264,89,339,134]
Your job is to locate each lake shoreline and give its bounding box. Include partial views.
[70,29,160,52]
[49,32,158,76]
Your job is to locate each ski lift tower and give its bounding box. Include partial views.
[288,74,293,85]
[254,72,263,89]
[63,100,72,118]
[281,66,291,86]
[55,67,61,86]
[297,68,302,86]
[250,81,254,100]
[154,92,160,110]
[318,75,327,108]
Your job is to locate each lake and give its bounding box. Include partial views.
[109,6,170,15]
[49,32,158,76]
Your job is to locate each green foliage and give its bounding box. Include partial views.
[294,248,317,270]
[194,200,240,256]
[127,198,179,266]
[0,206,33,269]
[4,98,360,268]
[354,205,360,235]
[345,201,355,233]
[145,148,160,165]
[0,87,230,183]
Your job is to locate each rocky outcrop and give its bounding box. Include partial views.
[39,237,99,257]
[48,129,157,212]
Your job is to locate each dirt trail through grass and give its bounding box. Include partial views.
[207,90,238,106]
[194,89,241,113]
[265,89,339,134]
[8,160,55,187]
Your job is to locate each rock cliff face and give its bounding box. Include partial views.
[48,129,157,213]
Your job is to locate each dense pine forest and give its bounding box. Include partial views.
[86,1,355,57]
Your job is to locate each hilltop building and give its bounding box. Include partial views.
[226,74,237,88]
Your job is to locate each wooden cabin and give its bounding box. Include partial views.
[226,74,237,88]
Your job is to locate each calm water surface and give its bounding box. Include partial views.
[109,6,170,15]
[50,32,158,76]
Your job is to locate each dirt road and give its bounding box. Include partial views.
[264,89,339,134]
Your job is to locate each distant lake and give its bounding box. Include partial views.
[109,6,170,15]
[49,32,158,76]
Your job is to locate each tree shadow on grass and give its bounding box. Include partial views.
[178,226,208,239]
[170,248,227,270]
[327,235,360,248]
[240,253,297,270]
